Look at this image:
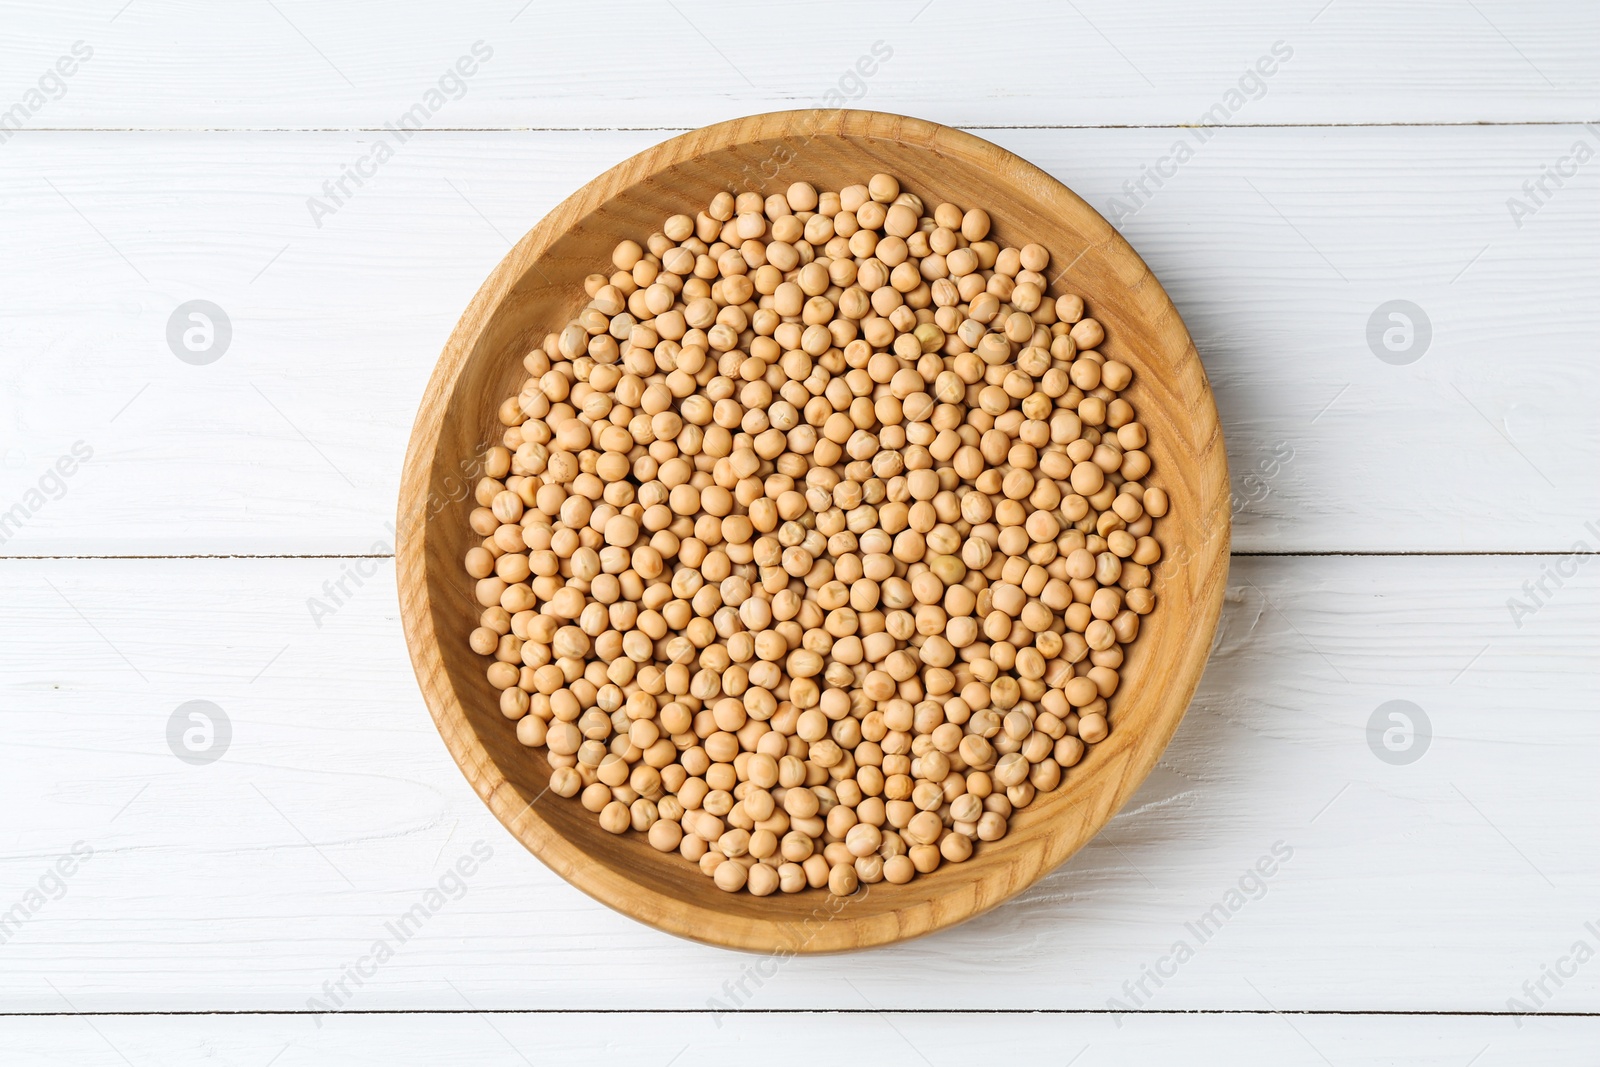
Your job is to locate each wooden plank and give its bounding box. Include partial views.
[0,1011,1595,1065]
[3,1,1596,128]
[0,127,1595,556]
[1,554,1595,1011]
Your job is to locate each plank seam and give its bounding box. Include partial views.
[2,120,1598,134]
[0,1009,1593,1018]
[2,551,1595,561]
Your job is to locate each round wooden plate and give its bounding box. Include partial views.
[398,109,1229,953]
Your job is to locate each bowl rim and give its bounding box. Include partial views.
[397,108,1230,953]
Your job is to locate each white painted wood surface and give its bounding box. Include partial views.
[1,126,1596,555]
[2,1,1596,1060]
[2,1012,1597,1067]
[4,0,1597,127]
[1,556,1595,1016]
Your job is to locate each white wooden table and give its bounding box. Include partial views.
[3,1,1597,1062]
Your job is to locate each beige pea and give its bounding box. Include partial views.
[1069,318,1104,349]
[1078,713,1109,744]
[597,753,630,786]
[746,862,780,896]
[1055,735,1086,767]
[961,207,990,241]
[546,721,582,756]
[549,766,582,797]
[777,862,808,893]
[884,203,919,238]
[976,811,1008,841]
[598,800,631,834]
[827,862,860,896]
[883,854,916,884]
[845,822,882,857]
[1065,676,1099,707]
[867,173,900,202]
[781,830,815,862]
[713,859,748,892]
[906,810,943,845]
[648,818,683,852]
[1070,461,1104,496]
[1127,588,1156,615]
[940,831,974,863]
[784,787,820,819]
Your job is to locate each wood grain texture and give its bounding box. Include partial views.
[1,555,1594,1010]
[396,110,1229,952]
[3,0,1596,1040]
[1,1011,1597,1065]
[5,0,1597,128]
[0,126,1595,556]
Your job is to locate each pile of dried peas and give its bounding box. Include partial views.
[463,175,1165,897]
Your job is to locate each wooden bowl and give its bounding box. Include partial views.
[398,109,1229,953]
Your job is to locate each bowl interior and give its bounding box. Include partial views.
[398,110,1229,952]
